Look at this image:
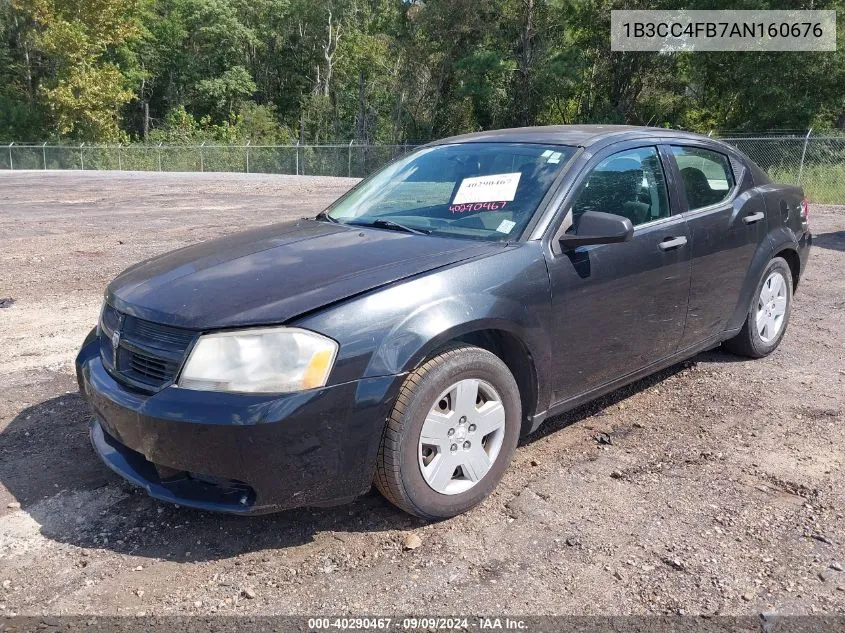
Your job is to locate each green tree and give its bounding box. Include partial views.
[14,0,141,139]
[0,0,48,140]
[3,0,845,143]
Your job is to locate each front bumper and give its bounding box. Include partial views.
[76,335,400,514]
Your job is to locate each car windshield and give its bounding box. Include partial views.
[325,142,576,241]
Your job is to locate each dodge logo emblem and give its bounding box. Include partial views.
[111,314,124,368]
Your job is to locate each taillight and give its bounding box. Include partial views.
[800,198,809,222]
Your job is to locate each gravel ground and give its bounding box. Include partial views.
[0,171,844,617]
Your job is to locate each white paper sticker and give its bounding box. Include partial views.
[452,172,521,205]
[496,219,516,234]
[547,151,562,164]
[540,149,553,158]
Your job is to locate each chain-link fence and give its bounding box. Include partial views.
[0,142,418,179]
[718,133,845,204]
[2,135,844,203]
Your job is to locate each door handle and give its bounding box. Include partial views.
[743,211,765,224]
[658,236,688,251]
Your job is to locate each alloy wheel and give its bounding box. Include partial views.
[756,270,788,343]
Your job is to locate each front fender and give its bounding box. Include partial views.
[369,296,547,377]
[294,243,554,413]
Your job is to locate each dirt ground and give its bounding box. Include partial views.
[0,171,844,617]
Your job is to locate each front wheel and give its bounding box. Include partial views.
[723,256,793,358]
[374,344,521,519]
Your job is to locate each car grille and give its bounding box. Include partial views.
[99,303,197,392]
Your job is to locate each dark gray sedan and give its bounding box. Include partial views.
[76,125,811,519]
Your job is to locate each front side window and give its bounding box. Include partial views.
[571,146,670,227]
[671,145,735,211]
[326,143,576,241]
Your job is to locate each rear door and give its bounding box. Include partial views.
[543,143,692,404]
[662,143,769,348]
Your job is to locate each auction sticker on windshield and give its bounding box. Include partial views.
[452,172,521,205]
[496,219,517,234]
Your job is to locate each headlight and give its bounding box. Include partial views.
[178,327,338,394]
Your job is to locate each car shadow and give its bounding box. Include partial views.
[812,230,845,252]
[521,345,750,443]
[522,360,689,444]
[1,345,742,562]
[692,347,757,364]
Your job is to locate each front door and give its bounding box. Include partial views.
[544,144,692,404]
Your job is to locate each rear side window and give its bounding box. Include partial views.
[671,146,736,211]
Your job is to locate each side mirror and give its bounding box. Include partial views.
[558,211,634,251]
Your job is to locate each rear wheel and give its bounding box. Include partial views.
[374,344,521,519]
[723,256,793,358]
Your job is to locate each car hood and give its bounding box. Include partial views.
[107,220,502,330]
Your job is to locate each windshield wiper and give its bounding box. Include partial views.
[348,218,431,235]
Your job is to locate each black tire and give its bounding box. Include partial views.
[374,344,521,519]
[723,256,793,358]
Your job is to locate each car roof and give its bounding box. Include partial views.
[426,125,714,148]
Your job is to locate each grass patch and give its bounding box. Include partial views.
[770,164,845,204]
